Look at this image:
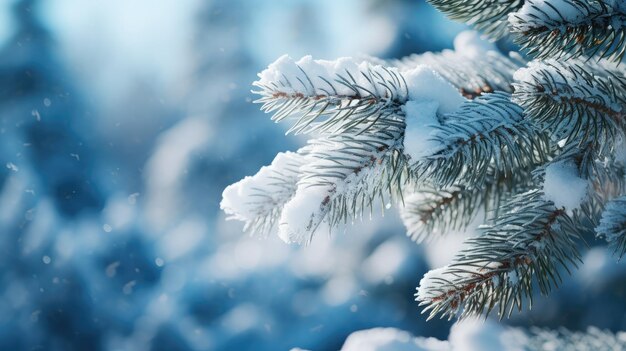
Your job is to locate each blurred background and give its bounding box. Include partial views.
[1,0,625,350]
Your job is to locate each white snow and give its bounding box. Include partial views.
[221,151,302,227]
[276,133,398,244]
[277,184,331,244]
[338,320,530,351]
[416,265,452,301]
[304,322,626,351]
[256,56,465,115]
[417,261,505,303]
[403,66,465,114]
[256,55,403,98]
[402,100,443,162]
[542,161,588,210]
[512,61,538,84]
[453,31,497,59]
[340,328,450,351]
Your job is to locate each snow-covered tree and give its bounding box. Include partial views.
[223,0,626,335]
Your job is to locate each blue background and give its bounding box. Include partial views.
[0,1,625,350]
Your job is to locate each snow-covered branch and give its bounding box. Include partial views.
[427,0,524,38]
[400,168,534,243]
[510,0,626,61]
[416,190,582,320]
[512,59,626,147]
[253,55,409,135]
[597,195,626,258]
[277,126,409,244]
[221,151,307,236]
[392,31,523,98]
[417,92,550,187]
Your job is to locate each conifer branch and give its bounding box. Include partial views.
[510,0,626,61]
[220,151,308,237]
[416,92,551,187]
[597,195,626,258]
[416,190,582,320]
[427,0,524,38]
[253,56,408,135]
[278,123,411,244]
[226,17,626,325]
[400,169,535,242]
[512,60,626,147]
[575,149,626,231]
[392,50,522,99]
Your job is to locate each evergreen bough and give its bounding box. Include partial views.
[221,0,626,339]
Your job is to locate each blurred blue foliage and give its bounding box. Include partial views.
[0,0,625,350]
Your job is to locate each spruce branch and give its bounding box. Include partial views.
[278,123,411,244]
[416,190,582,320]
[416,92,551,187]
[427,0,523,38]
[597,195,626,258]
[571,144,626,231]
[392,50,523,99]
[220,151,307,237]
[226,23,626,326]
[400,168,536,242]
[512,59,626,147]
[509,0,626,61]
[253,56,408,135]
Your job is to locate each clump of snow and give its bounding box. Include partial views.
[542,161,588,211]
[403,66,465,114]
[338,321,529,351]
[255,55,404,98]
[453,31,497,59]
[416,266,451,302]
[221,151,301,226]
[402,100,443,162]
[512,61,543,84]
[256,56,465,115]
[340,328,450,351]
[278,184,331,244]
